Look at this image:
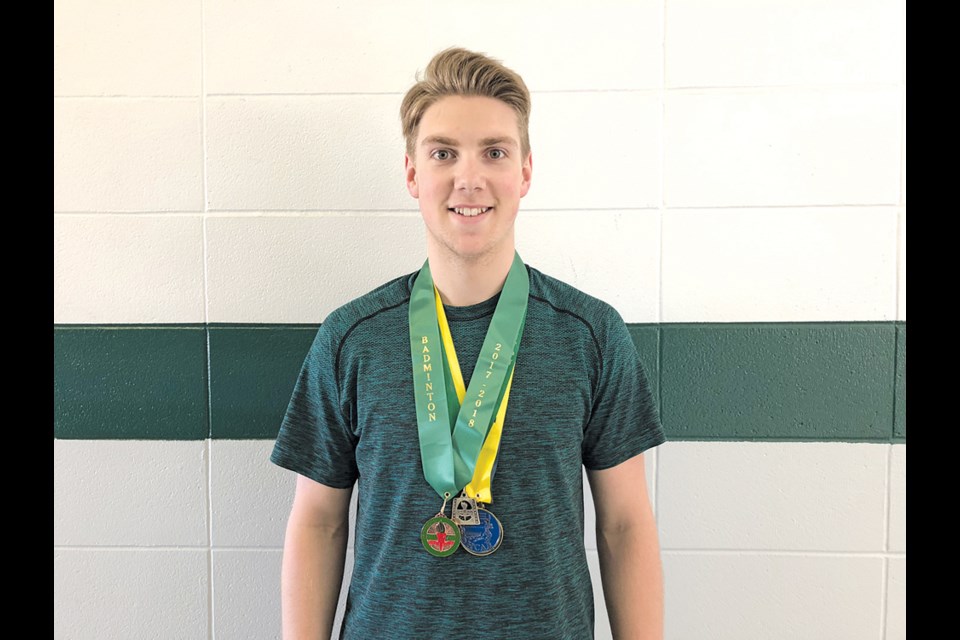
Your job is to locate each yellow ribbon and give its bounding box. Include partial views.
[434,288,512,504]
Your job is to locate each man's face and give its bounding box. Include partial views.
[405,95,532,263]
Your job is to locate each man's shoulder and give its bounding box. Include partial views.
[321,272,414,339]
[526,265,625,331]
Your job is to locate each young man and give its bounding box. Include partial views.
[271,47,666,639]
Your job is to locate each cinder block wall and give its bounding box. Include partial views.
[54,2,906,639]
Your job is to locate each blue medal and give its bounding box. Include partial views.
[459,508,504,556]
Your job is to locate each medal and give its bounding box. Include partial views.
[421,493,461,557]
[459,507,504,557]
[452,491,480,526]
[409,253,528,557]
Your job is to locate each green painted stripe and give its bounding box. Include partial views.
[53,322,905,442]
[627,324,660,406]
[662,323,898,441]
[894,324,906,441]
[208,326,319,439]
[54,327,208,439]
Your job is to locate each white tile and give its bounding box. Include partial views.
[210,548,355,640]
[205,215,425,323]
[889,445,906,552]
[54,549,208,640]
[212,440,357,549]
[900,93,906,204]
[204,0,661,94]
[54,214,205,324]
[54,440,208,546]
[657,442,887,551]
[583,449,658,550]
[205,96,409,211]
[663,553,882,640]
[211,441,295,547]
[517,211,660,323]
[898,208,906,321]
[664,89,902,207]
[587,550,614,640]
[524,93,661,210]
[666,0,905,87]
[212,550,282,640]
[54,0,201,96]
[54,99,203,212]
[886,558,906,640]
[662,208,898,322]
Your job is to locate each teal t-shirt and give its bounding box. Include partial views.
[271,265,665,639]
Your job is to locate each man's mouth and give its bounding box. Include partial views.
[448,206,492,217]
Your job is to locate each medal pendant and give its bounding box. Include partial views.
[451,492,480,526]
[459,507,504,557]
[421,515,461,557]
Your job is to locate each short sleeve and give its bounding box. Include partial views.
[582,312,666,470]
[270,323,359,488]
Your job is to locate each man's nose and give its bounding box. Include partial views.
[454,157,485,191]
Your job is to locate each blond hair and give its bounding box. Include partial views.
[400,47,531,159]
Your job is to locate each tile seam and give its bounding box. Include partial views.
[898,86,905,207]
[661,549,904,557]
[897,208,904,322]
[200,3,215,638]
[54,95,198,99]
[884,445,892,552]
[195,204,900,214]
[54,204,902,214]
[880,557,889,640]
[892,325,901,440]
[55,545,215,551]
[199,85,901,97]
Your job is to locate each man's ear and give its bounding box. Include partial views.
[520,151,533,198]
[405,154,419,198]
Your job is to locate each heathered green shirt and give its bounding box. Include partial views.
[271,265,665,639]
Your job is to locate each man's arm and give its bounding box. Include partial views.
[586,452,664,640]
[281,474,353,640]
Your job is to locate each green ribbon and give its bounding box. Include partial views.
[409,253,529,499]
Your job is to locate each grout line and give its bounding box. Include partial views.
[200,4,214,639]
[884,445,892,552]
[656,0,665,505]
[54,86,904,101]
[656,0,667,497]
[53,204,902,215]
[54,545,285,551]
[898,87,905,207]
[204,89,664,97]
[891,325,900,442]
[894,208,904,323]
[893,212,902,326]
[880,557,889,640]
[658,0,666,326]
[205,439,215,640]
[660,549,906,557]
[53,211,206,216]
[881,446,895,634]
[54,95,197,100]
[880,445,893,628]
[203,204,898,213]
[198,84,904,97]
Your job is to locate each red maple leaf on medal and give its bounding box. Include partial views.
[428,523,455,551]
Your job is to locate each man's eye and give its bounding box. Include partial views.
[488,149,505,160]
[432,149,452,160]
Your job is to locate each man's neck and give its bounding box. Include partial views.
[428,245,515,307]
